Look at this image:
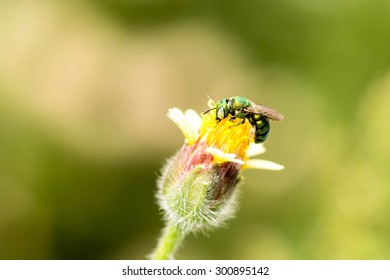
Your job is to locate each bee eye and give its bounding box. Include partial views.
[217,107,226,120]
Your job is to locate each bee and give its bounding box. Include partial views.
[203,96,283,143]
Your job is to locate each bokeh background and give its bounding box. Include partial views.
[1,0,390,259]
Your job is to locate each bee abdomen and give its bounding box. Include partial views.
[249,115,270,143]
[254,126,270,143]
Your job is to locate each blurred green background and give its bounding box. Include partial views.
[1,0,390,259]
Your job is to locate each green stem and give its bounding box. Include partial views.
[152,223,185,260]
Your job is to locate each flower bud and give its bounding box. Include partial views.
[157,140,241,233]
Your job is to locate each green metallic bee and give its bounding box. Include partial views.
[203,96,283,143]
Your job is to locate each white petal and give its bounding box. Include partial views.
[244,159,284,171]
[207,98,216,109]
[167,108,200,144]
[167,108,185,134]
[206,147,245,164]
[246,143,266,157]
[167,107,184,122]
[184,109,201,133]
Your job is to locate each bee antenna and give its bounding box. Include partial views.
[202,107,216,115]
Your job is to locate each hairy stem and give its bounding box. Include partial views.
[152,223,185,260]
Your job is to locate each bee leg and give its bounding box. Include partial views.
[229,118,246,128]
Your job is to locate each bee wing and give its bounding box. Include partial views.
[245,103,284,121]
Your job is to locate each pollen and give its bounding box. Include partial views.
[199,112,254,161]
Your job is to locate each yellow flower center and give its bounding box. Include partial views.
[199,112,254,161]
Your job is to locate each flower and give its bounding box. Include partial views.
[157,101,284,234]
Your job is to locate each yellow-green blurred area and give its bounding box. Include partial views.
[1,0,390,259]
